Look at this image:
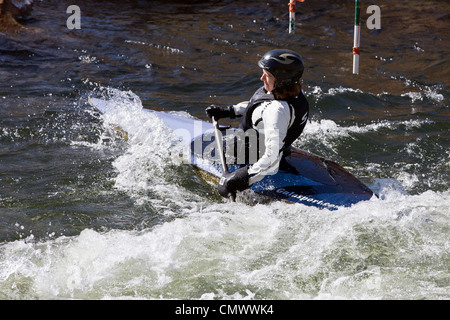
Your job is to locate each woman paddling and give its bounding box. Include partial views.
[206,49,309,199]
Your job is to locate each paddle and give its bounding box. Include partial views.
[212,117,236,202]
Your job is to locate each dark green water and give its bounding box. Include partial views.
[0,0,448,299]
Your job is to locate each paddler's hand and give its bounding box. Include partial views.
[205,105,236,120]
[218,166,250,199]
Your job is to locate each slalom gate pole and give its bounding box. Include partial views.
[288,0,304,34]
[353,0,361,74]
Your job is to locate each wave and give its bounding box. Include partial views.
[1,87,448,300]
[1,187,448,299]
[302,117,432,139]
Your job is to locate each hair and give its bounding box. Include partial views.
[272,81,303,100]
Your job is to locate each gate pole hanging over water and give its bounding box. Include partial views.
[288,0,304,34]
[353,0,361,74]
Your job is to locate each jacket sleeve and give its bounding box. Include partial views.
[231,101,249,117]
[248,101,291,185]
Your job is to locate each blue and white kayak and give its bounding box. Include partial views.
[89,97,374,210]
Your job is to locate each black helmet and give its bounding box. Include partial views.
[258,49,304,89]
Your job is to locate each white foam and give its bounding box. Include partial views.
[401,89,444,103]
[301,118,431,143]
[309,86,363,97]
[1,186,448,299]
[89,89,191,205]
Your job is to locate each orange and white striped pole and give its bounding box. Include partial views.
[288,0,304,34]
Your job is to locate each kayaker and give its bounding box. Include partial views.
[205,49,309,199]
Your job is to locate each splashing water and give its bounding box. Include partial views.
[0,0,448,300]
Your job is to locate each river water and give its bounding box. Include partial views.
[0,0,448,299]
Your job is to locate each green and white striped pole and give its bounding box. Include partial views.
[353,0,361,74]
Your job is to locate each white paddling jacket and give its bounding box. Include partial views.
[231,86,309,185]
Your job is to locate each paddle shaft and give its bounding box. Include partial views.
[212,117,235,202]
